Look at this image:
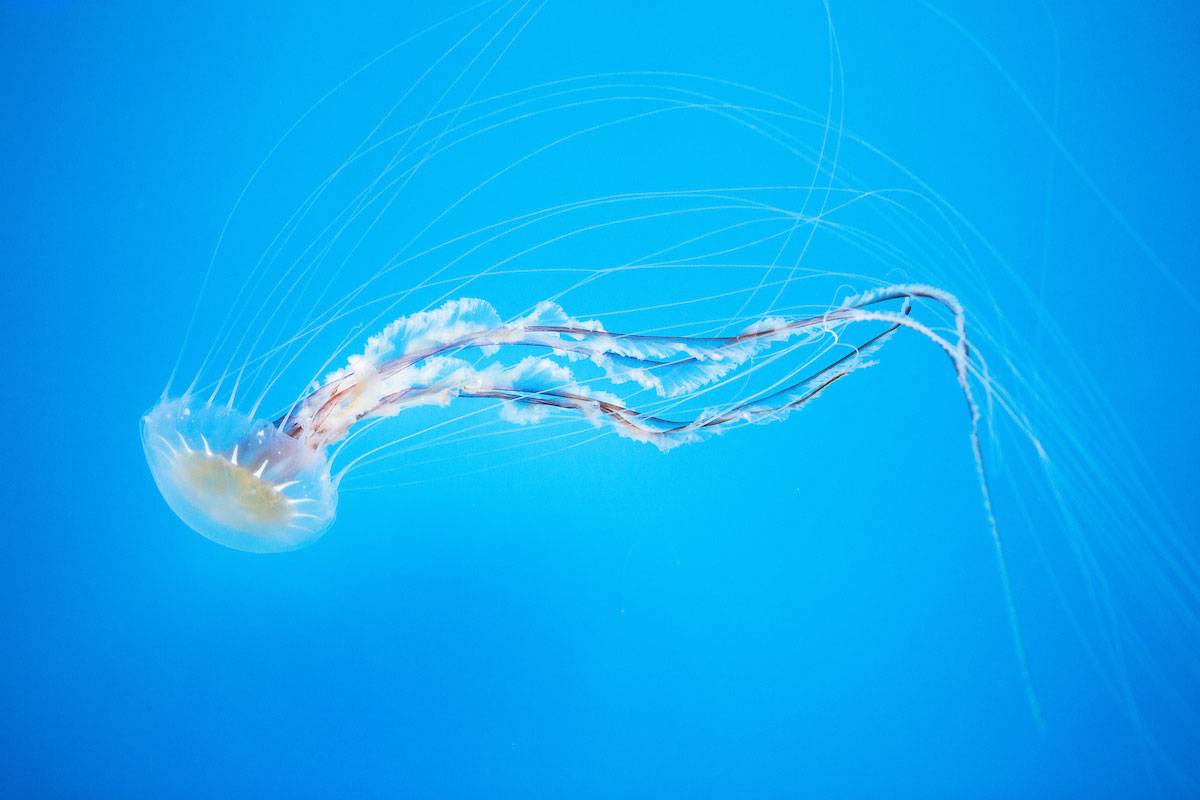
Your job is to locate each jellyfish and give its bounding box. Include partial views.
[143,284,980,554]
[135,4,1200,777]
[136,0,1048,718]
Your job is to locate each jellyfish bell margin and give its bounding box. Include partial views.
[140,398,338,553]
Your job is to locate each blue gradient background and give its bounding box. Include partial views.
[2,2,1197,797]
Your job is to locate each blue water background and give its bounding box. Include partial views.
[2,2,1198,797]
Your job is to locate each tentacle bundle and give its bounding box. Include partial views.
[277,287,938,456]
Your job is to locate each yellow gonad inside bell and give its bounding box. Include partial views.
[173,448,294,529]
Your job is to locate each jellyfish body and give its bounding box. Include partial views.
[141,399,336,553]
[143,286,945,553]
[127,5,1200,779]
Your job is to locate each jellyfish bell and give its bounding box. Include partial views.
[140,397,337,553]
